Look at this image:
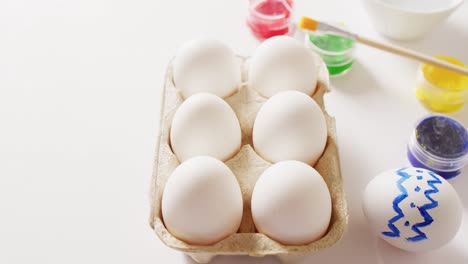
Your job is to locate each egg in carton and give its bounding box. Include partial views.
[149,42,348,264]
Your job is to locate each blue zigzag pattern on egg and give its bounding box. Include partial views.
[407,171,442,242]
[381,168,410,238]
[382,168,442,242]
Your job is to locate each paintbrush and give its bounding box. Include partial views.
[298,16,468,77]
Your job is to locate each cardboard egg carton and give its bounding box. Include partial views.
[149,54,348,263]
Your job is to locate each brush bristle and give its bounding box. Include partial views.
[298,17,319,31]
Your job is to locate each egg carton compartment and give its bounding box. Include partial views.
[149,54,348,263]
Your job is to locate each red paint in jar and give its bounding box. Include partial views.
[246,0,294,39]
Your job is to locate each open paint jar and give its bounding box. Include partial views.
[304,27,355,76]
[407,115,468,179]
[246,0,293,39]
[415,56,468,113]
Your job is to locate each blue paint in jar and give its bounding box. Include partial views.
[407,115,468,179]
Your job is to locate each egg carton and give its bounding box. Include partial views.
[149,54,348,263]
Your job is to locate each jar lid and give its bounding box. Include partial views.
[421,56,468,92]
[305,24,355,56]
[415,115,468,160]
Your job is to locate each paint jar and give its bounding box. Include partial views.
[415,56,468,113]
[246,0,293,39]
[304,26,355,77]
[407,115,468,179]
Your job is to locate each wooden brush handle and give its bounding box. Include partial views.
[356,35,468,76]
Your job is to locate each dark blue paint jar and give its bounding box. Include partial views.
[407,115,468,179]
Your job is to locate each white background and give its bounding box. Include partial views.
[1,0,468,263]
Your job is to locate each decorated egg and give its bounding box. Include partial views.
[363,167,463,251]
[248,36,318,98]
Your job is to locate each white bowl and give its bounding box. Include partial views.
[362,0,465,40]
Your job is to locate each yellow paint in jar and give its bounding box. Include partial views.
[415,56,468,113]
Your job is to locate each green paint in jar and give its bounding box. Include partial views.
[305,32,355,76]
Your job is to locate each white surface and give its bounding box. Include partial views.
[0,0,467,263]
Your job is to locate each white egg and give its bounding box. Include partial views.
[363,167,463,252]
[162,156,243,245]
[173,38,241,98]
[251,160,332,245]
[170,93,242,162]
[249,36,318,98]
[252,90,327,165]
